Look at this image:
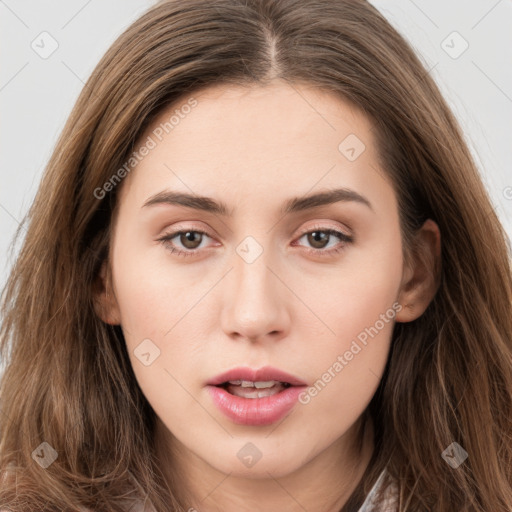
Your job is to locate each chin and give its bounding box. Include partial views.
[199,438,312,479]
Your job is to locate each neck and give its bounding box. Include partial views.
[155,415,375,512]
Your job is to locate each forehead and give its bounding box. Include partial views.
[146,80,373,148]
[117,80,393,216]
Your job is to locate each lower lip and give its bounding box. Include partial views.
[207,385,306,426]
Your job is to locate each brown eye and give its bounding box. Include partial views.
[157,229,214,257]
[179,231,203,249]
[307,231,330,249]
[294,227,353,257]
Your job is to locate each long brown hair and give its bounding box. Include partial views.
[1,0,511,510]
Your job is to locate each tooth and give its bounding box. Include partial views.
[228,380,242,385]
[241,380,254,387]
[227,382,287,399]
[254,380,277,388]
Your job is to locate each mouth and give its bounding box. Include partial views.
[206,366,308,426]
[217,380,292,399]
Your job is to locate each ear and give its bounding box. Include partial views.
[395,219,441,323]
[92,260,121,325]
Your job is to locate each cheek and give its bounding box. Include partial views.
[109,245,199,414]
[292,227,402,417]
[110,229,196,341]
[110,233,213,396]
[111,263,167,340]
[295,270,398,439]
[299,226,402,346]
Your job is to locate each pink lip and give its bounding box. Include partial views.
[206,366,307,426]
[207,366,307,387]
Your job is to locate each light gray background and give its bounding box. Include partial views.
[1,0,511,295]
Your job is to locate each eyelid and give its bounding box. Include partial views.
[158,222,352,242]
[158,222,217,240]
[295,222,353,239]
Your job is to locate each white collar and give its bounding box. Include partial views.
[357,468,399,512]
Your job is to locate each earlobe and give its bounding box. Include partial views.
[395,219,441,323]
[92,261,121,325]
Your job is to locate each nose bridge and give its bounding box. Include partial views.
[220,236,289,341]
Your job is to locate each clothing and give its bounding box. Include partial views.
[357,468,399,512]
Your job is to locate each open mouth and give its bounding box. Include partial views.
[218,380,292,399]
[207,368,307,425]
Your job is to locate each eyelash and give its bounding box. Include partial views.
[157,225,353,258]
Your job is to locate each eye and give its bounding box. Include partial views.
[157,224,353,258]
[157,229,215,257]
[293,225,353,257]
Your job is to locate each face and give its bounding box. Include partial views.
[101,80,419,481]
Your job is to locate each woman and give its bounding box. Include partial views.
[1,0,511,511]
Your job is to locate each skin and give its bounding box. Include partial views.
[95,79,440,512]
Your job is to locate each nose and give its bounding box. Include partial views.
[220,248,291,344]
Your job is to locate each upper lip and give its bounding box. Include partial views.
[207,366,307,387]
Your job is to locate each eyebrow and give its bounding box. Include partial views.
[142,187,373,215]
